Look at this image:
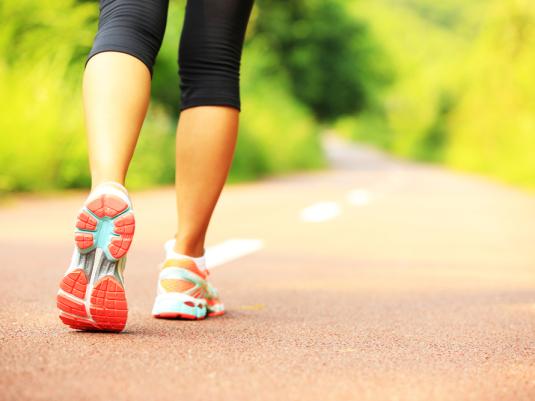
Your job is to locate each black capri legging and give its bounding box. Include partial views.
[86,0,254,111]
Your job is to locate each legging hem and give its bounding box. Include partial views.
[180,97,241,112]
[85,47,154,77]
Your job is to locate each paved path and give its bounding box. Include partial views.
[1,136,535,401]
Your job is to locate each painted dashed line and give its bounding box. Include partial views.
[300,201,341,223]
[300,188,379,223]
[206,238,264,269]
[212,173,403,266]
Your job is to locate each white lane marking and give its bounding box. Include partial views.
[347,189,372,206]
[300,202,341,222]
[206,238,264,269]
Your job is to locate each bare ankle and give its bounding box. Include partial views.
[173,236,205,257]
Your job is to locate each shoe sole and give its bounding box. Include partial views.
[152,292,225,320]
[57,194,134,332]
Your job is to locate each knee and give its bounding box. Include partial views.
[178,38,242,111]
[86,0,169,76]
[178,0,253,111]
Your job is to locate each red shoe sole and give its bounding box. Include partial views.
[58,194,133,332]
[153,306,225,320]
[153,312,206,320]
[208,310,225,317]
[153,310,225,319]
[58,270,127,332]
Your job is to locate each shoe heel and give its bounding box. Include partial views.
[57,269,95,330]
[89,275,128,332]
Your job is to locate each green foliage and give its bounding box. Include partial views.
[339,0,535,189]
[232,38,325,181]
[254,0,390,122]
[150,1,184,118]
[8,0,532,194]
[0,0,95,193]
[0,0,328,195]
[446,0,535,187]
[127,105,176,189]
[343,0,474,160]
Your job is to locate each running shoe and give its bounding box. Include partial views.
[57,183,135,332]
[152,240,225,319]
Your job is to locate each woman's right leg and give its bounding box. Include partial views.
[152,0,253,321]
[84,52,151,187]
[57,0,168,332]
[84,0,169,186]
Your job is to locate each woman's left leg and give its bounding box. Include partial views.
[59,0,169,332]
[174,0,254,257]
[174,106,239,257]
[152,0,253,320]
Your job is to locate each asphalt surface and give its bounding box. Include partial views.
[1,136,535,401]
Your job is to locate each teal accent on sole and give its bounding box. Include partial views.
[152,294,207,319]
[76,205,131,262]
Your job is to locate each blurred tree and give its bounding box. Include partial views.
[253,0,391,121]
[150,1,184,118]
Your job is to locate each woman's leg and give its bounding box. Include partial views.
[58,0,169,332]
[84,0,169,187]
[84,52,151,187]
[174,106,239,256]
[174,0,254,257]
